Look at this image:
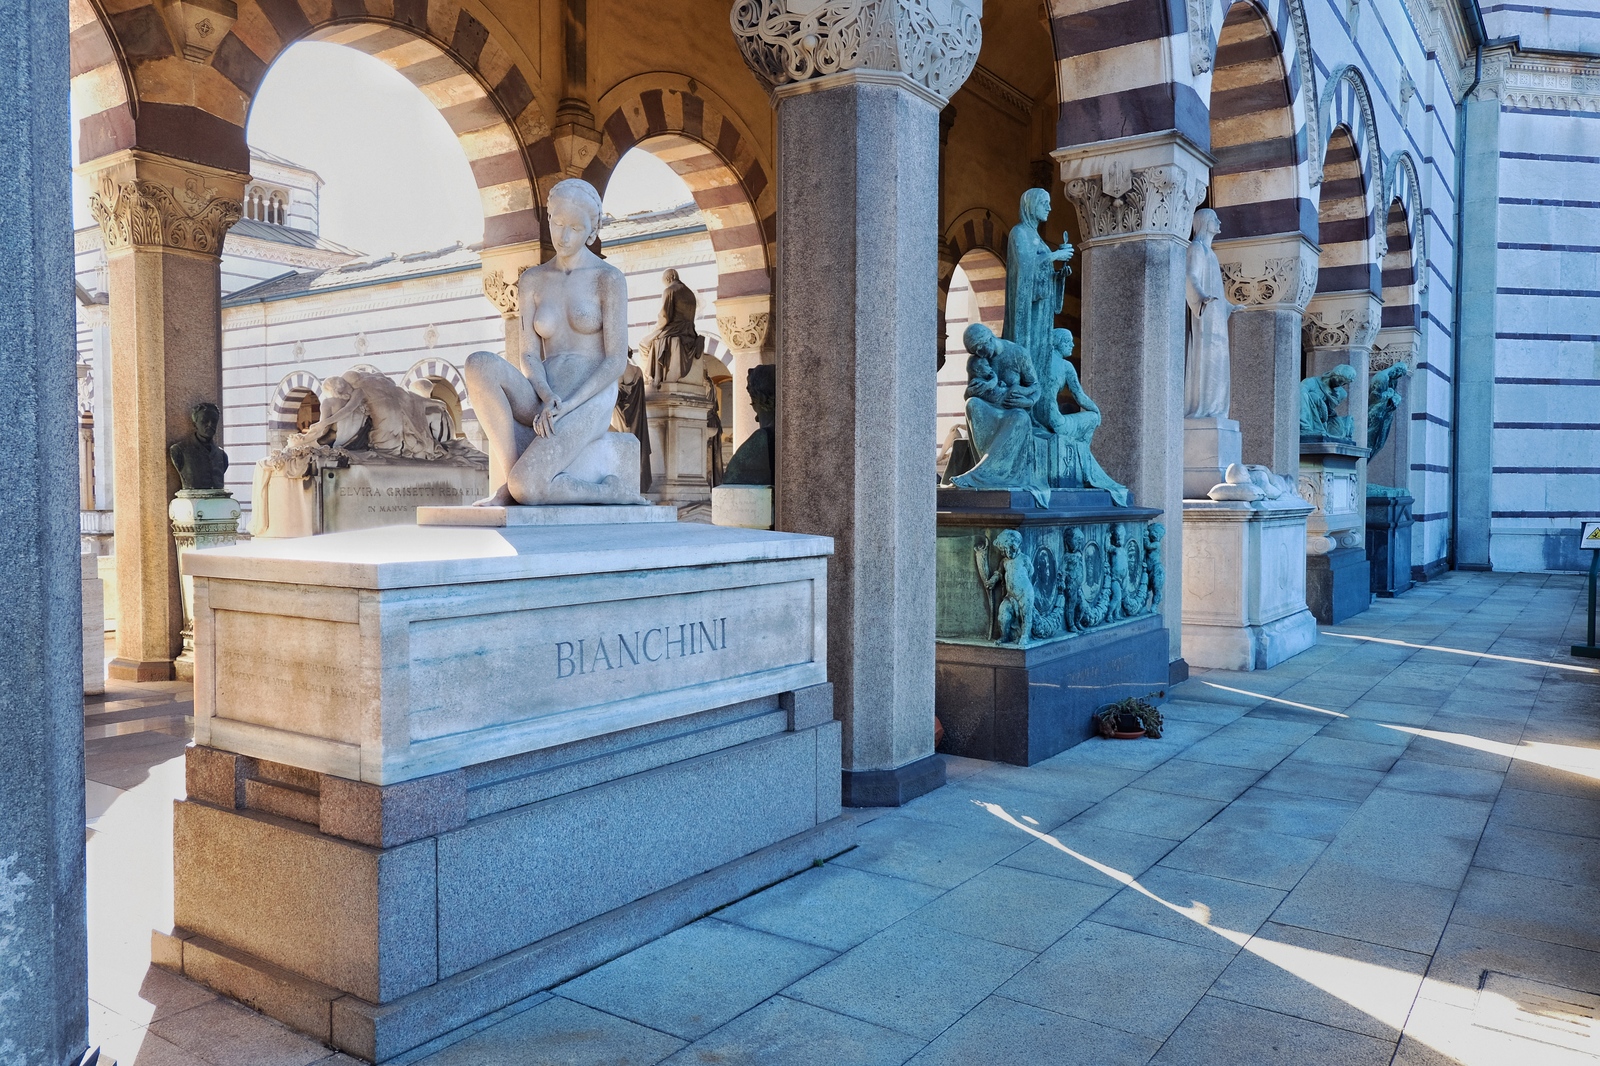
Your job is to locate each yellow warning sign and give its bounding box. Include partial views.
[1582,522,1600,549]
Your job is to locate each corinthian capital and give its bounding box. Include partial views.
[715,294,773,353]
[1053,133,1211,245]
[730,0,982,107]
[1302,306,1380,352]
[84,151,244,257]
[1215,234,1319,312]
[481,270,520,318]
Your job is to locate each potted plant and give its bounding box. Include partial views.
[1095,696,1164,740]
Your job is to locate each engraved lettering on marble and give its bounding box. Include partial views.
[555,617,729,677]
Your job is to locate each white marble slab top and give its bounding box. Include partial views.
[416,504,679,527]
[185,520,833,589]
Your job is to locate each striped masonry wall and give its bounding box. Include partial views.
[1316,69,1383,296]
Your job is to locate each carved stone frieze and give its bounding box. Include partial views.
[89,175,241,255]
[1302,308,1379,351]
[730,0,982,105]
[1369,342,1416,373]
[1187,0,1214,76]
[717,311,771,353]
[1063,163,1206,243]
[1219,256,1318,309]
[482,269,520,317]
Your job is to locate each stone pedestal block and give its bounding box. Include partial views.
[1307,546,1371,625]
[712,485,773,529]
[169,489,240,681]
[1183,417,1242,500]
[937,616,1168,765]
[934,489,1168,765]
[83,548,105,695]
[166,512,847,1060]
[646,381,714,521]
[1181,496,1318,671]
[1367,493,1415,598]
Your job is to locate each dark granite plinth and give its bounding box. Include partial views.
[1307,546,1371,624]
[841,755,947,807]
[1367,495,1415,597]
[936,616,1169,765]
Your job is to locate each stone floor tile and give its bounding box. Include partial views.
[999,823,1178,887]
[88,968,219,1029]
[1205,716,1327,747]
[1451,866,1600,954]
[96,1029,215,1066]
[1278,678,1379,711]
[144,998,333,1066]
[1207,788,1360,841]
[659,996,923,1066]
[414,996,684,1066]
[1176,734,1298,771]
[940,755,989,782]
[1068,787,1226,842]
[909,864,1115,952]
[1425,710,1529,744]
[1340,699,1437,727]
[1404,733,1515,773]
[1210,921,1429,1039]
[1132,758,1264,803]
[1489,786,1600,839]
[1240,702,1342,728]
[1364,684,1459,710]
[975,760,1145,804]
[1148,995,1396,1066]
[1418,921,1600,1009]
[715,864,942,953]
[1311,716,1417,747]
[997,921,1232,1040]
[895,779,1092,834]
[1501,758,1600,800]
[1159,694,1257,722]
[1054,734,1184,772]
[906,995,1159,1066]
[1270,860,1457,954]
[1157,822,1327,890]
[1473,821,1600,886]
[828,808,1030,889]
[1285,735,1406,772]
[1254,759,1386,803]
[1316,823,1479,891]
[556,919,834,1041]
[1089,865,1284,952]
[783,920,1032,1040]
[1350,786,1496,838]
[1395,995,1600,1066]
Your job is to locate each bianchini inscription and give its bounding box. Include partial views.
[557,617,729,677]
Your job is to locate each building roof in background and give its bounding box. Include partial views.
[599,202,705,246]
[222,241,481,306]
[248,147,325,184]
[229,218,363,255]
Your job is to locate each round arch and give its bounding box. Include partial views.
[70,0,550,250]
[267,370,321,440]
[938,208,1008,320]
[1314,121,1383,298]
[400,357,475,422]
[586,74,775,300]
[1383,151,1427,304]
[1318,66,1385,250]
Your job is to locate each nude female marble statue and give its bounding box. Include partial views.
[464,178,644,506]
[1184,208,1236,419]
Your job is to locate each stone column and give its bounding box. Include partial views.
[86,150,243,681]
[714,294,773,447]
[1057,133,1211,673]
[732,0,981,805]
[1216,233,1319,475]
[1304,292,1383,530]
[0,0,91,1058]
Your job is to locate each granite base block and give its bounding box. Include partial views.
[840,755,947,808]
[935,615,1169,766]
[1306,547,1371,624]
[1366,495,1415,598]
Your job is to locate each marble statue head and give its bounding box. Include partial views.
[1020,187,1051,225]
[1191,208,1220,242]
[191,401,220,443]
[662,268,680,285]
[546,178,604,256]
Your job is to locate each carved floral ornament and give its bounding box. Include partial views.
[716,311,771,352]
[1302,307,1380,351]
[730,0,982,105]
[481,269,519,317]
[1219,256,1317,310]
[1062,162,1207,242]
[89,175,241,255]
[1370,341,1416,372]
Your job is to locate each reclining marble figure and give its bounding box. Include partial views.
[466,177,646,506]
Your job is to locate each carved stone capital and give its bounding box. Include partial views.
[478,240,543,320]
[1302,300,1382,353]
[716,294,773,354]
[85,152,244,257]
[481,270,520,318]
[1216,234,1319,311]
[1054,133,1211,245]
[731,0,982,107]
[1371,327,1421,372]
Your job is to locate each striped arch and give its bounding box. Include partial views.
[72,0,550,250]
[938,209,1008,315]
[1048,0,1209,151]
[1207,0,1317,240]
[1314,71,1385,299]
[1317,67,1385,265]
[1378,153,1425,328]
[400,358,475,420]
[69,0,135,163]
[267,371,321,435]
[586,75,775,300]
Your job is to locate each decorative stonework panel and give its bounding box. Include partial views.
[89,175,241,255]
[1063,164,1207,242]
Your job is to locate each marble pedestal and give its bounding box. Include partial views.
[1181,496,1318,670]
[1183,417,1243,500]
[162,508,847,1062]
[1367,493,1415,597]
[712,485,773,530]
[647,381,714,522]
[254,458,490,539]
[169,489,241,682]
[82,547,105,695]
[1300,440,1371,624]
[934,489,1169,765]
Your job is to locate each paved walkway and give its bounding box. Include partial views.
[87,572,1600,1065]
